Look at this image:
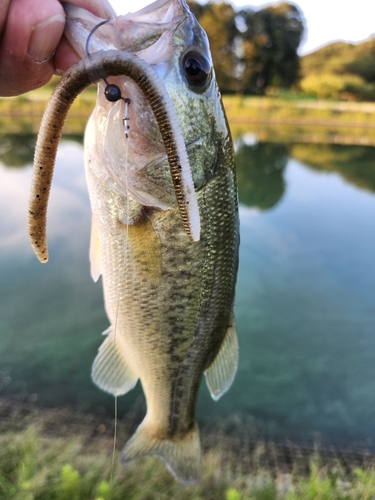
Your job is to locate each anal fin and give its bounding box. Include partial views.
[91,328,138,396]
[205,312,238,401]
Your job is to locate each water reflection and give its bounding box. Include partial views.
[0,134,36,167]
[0,134,83,169]
[1,133,375,445]
[290,144,375,194]
[236,140,287,209]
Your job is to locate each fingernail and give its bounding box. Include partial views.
[28,15,66,64]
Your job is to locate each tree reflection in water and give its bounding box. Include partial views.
[0,134,83,168]
[290,143,375,194]
[0,134,36,167]
[3,132,375,203]
[235,140,288,209]
[236,140,375,209]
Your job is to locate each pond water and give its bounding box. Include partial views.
[0,133,375,446]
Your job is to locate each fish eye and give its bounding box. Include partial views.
[182,51,211,89]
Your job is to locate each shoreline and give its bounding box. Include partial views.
[1,94,375,140]
[2,396,375,499]
[1,396,374,467]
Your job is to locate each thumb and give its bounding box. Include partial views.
[0,0,65,96]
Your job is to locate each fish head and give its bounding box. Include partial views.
[64,0,231,217]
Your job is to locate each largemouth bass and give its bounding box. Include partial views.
[28,0,239,485]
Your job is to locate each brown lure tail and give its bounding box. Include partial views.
[28,49,200,263]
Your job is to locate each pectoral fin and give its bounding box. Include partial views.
[89,216,101,282]
[205,313,238,401]
[91,328,138,396]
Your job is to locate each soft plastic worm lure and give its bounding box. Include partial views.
[87,20,132,138]
[28,49,201,263]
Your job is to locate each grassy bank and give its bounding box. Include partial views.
[222,96,375,128]
[2,92,375,145]
[0,89,95,134]
[1,399,375,499]
[223,96,375,146]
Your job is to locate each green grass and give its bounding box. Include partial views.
[0,89,96,134]
[222,95,375,127]
[2,89,375,140]
[1,402,375,500]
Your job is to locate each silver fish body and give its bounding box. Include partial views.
[31,0,239,485]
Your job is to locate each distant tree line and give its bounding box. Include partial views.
[188,0,305,94]
[300,38,375,101]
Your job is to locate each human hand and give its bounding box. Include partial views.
[0,0,115,96]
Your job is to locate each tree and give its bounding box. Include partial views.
[189,1,238,93]
[238,2,304,93]
[300,37,375,100]
[188,1,304,94]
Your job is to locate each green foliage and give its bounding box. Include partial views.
[238,3,304,94]
[226,488,241,500]
[300,73,348,99]
[300,73,375,101]
[235,141,287,209]
[195,2,238,93]
[59,465,82,500]
[285,462,334,500]
[351,468,375,498]
[300,36,375,100]
[96,480,111,499]
[2,423,375,500]
[188,1,304,94]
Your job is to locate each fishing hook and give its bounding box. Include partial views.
[86,20,131,137]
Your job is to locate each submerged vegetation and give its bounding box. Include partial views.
[1,399,375,500]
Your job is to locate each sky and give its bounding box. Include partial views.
[108,0,375,55]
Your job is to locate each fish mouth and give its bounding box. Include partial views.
[64,0,187,59]
[28,50,201,263]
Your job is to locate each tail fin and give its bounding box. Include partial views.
[120,419,202,485]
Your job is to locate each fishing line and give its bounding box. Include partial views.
[85,20,110,56]
[86,22,132,485]
[109,104,131,485]
[86,21,132,112]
